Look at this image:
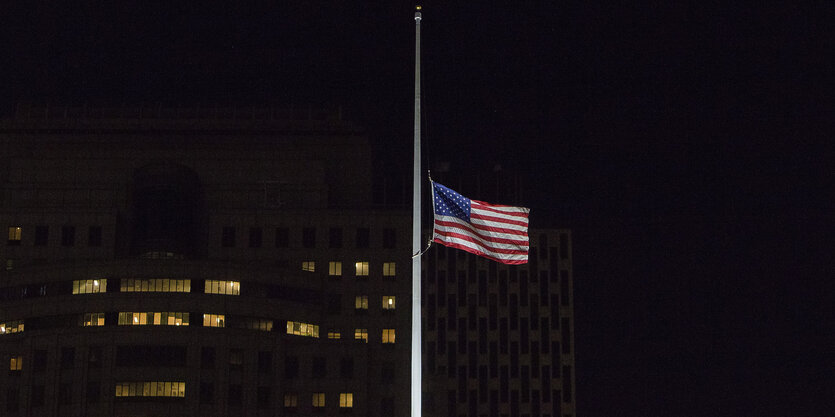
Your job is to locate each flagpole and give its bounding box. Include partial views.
[411,6,423,417]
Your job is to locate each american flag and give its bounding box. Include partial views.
[431,181,530,264]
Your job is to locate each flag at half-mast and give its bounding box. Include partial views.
[431,181,530,264]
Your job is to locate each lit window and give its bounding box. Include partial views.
[354,328,368,343]
[0,320,24,335]
[312,392,325,408]
[382,296,396,310]
[328,331,341,339]
[204,280,240,295]
[80,313,105,327]
[340,392,353,408]
[383,262,396,276]
[121,279,191,293]
[118,312,189,326]
[283,393,298,408]
[355,295,368,310]
[382,328,396,344]
[7,227,22,245]
[114,381,185,398]
[328,261,342,276]
[235,318,273,331]
[355,261,369,276]
[10,355,22,371]
[285,321,319,338]
[302,261,315,272]
[203,314,225,328]
[72,279,107,294]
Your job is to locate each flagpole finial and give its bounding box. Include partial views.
[415,5,422,21]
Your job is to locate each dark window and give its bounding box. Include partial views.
[33,349,47,372]
[312,356,326,378]
[249,227,263,248]
[88,226,102,247]
[561,318,571,354]
[221,227,236,247]
[258,351,272,373]
[61,226,76,246]
[383,228,396,248]
[275,227,289,247]
[228,384,242,406]
[559,234,569,259]
[6,387,19,412]
[302,227,315,248]
[31,385,45,407]
[88,346,102,368]
[356,227,369,248]
[34,226,48,246]
[381,397,395,415]
[201,347,215,369]
[257,386,271,409]
[229,349,243,370]
[115,345,186,367]
[86,382,100,403]
[284,356,299,379]
[562,367,572,402]
[199,382,214,404]
[381,361,395,382]
[340,357,354,378]
[60,347,75,369]
[329,227,343,248]
[59,383,72,405]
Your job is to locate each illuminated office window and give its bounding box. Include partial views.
[382,296,396,310]
[355,295,368,310]
[283,393,298,408]
[312,392,325,408]
[328,261,342,276]
[72,279,107,294]
[286,321,319,338]
[121,279,191,293]
[118,312,189,326]
[80,313,105,327]
[328,331,341,339]
[355,261,369,276]
[0,320,24,335]
[354,328,368,343]
[115,382,185,398]
[340,392,354,408]
[7,227,22,245]
[382,328,396,344]
[9,355,22,371]
[302,261,315,272]
[203,314,225,328]
[383,262,396,276]
[204,280,239,295]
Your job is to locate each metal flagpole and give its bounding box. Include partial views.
[411,5,423,417]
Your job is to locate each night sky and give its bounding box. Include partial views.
[2,2,830,416]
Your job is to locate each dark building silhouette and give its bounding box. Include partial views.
[0,105,574,417]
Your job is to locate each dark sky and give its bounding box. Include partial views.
[2,2,831,416]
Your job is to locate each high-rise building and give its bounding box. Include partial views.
[0,105,575,417]
[0,105,411,416]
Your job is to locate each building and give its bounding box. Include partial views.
[0,105,575,417]
[421,171,576,417]
[0,105,411,416]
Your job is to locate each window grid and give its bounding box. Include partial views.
[383,296,396,310]
[0,320,24,335]
[9,355,22,371]
[203,314,225,327]
[204,280,240,295]
[286,321,319,338]
[72,279,107,294]
[328,331,341,339]
[354,328,368,343]
[355,295,368,310]
[121,279,191,293]
[7,227,22,243]
[80,313,105,327]
[312,392,325,408]
[302,261,315,272]
[355,261,369,276]
[340,392,354,408]
[283,393,298,408]
[382,328,396,344]
[115,382,185,398]
[383,262,396,276]
[118,312,189,326]
[329,261,342,276]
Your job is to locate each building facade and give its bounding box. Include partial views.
[0,105,411,416]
